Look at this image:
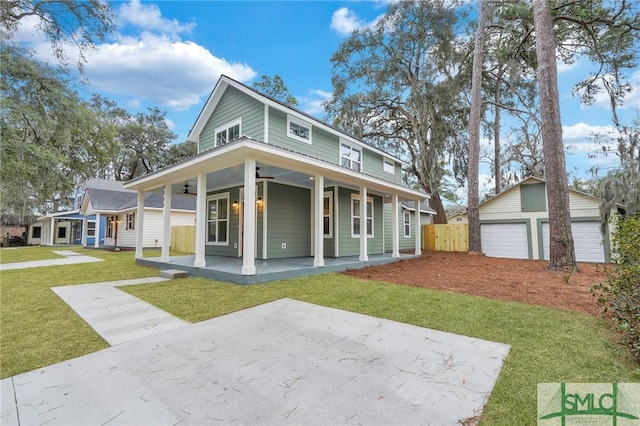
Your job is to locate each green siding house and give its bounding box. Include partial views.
[125,75,430,277]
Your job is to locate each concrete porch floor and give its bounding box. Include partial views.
[137,253,420,284]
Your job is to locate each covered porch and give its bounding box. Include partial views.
[124,137,428,279]
[138,253,420,285]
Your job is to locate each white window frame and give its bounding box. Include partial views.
[323,191,333,239]
[87,220,96,237]
[126,212,135,231]
[287,114,312,143]
[383,158,395,174]
[214,118,242,147]
[350,193,373,238]
[206,192,230,246]
[340,141,362,172]
[403,210,411,238]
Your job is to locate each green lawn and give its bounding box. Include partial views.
[1,247,638,425]
[0,245,72,263]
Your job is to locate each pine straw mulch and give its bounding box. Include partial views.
[341,251,608,316]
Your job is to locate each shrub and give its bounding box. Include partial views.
[593,213,640,362]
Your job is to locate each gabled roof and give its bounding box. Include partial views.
[82,178,131,192]
[479,176,606,208]
[188,75,408,167]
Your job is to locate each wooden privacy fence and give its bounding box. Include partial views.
[422,224,469,252]
[171,225,195,254]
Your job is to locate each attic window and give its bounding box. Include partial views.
[287,115,312,143]
[215,118,242,147]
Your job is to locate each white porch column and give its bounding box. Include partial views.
[313,175,325,267]
[161,184,172,262]
[392,195,400,258]
[414,199,422,255]
[242,158,257,275]
[49,219,55,245]
[194,172,207,268]
[94,213,101,248]
[135,191,144,259]
[359,186,368,262]
[81,216,88,247]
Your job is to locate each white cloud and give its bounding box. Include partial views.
[331,7,366,35]
[556,59,576,74]
[117,0,195,39]
[84,32,256,110]
[584,69,640,111]
[300,89,332,116]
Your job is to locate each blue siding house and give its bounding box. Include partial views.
[125,75,430,277]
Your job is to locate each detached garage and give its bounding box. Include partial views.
[478,177,614,263]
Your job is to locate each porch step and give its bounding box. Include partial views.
[160,269,189,279]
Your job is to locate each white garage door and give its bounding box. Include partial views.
[542,222,605,263]
[481,223,529,259]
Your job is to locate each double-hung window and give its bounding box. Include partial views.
[207,193,229,245]
[126,212,135,231]
[323,191,333,238]
[287,115,312,143]
[403,210,411,237]
[341,142,362,172]
[215,118,242,147]
[87,221,96,237]
[351,194,373,238]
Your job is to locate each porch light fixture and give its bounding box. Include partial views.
[233,200,238,206]
[256,196,263,204]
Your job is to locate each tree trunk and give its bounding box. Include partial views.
[467,0,487,253]
[494,68,503,195]
[532,0,576,271]
[430,191,448,224]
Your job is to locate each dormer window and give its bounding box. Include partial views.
[215,118,242,147]
[340,142,362,172]
[383,158,395,174]
[287,115,312,143]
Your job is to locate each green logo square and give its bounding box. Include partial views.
[538,383,640,425]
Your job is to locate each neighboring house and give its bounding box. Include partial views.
[28,210,85,245]
[124,75,429,275]
[447,213,468,224]
[1,214,32,246]
[384,201,435,252]
[80,180,196,248]
[479,176,616,263]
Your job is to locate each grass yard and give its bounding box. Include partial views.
[0,248,160,377]
[1,247,638,425]
[0,245,71,263]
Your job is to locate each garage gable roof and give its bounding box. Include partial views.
[479,176,605,209]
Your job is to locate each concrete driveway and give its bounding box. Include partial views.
[1,299,510,425]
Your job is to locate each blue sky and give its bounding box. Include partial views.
[16,0,640,195]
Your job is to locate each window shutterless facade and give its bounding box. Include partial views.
[341,142,362,172]
[287,114,312,143]
[323,191,333,238]
[87,221,96,237]
[214,118,242,147]
[404,210,411,237]
[207,193,230,245]
[351,194,373,238]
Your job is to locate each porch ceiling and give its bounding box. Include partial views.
[125,138,428,202]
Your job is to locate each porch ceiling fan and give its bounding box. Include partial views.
[255,166,275,180]
[183,183,197,196]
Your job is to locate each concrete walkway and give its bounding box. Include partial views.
[52,277,189,345]
[0,250,103,271]
[1,299,511,425]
